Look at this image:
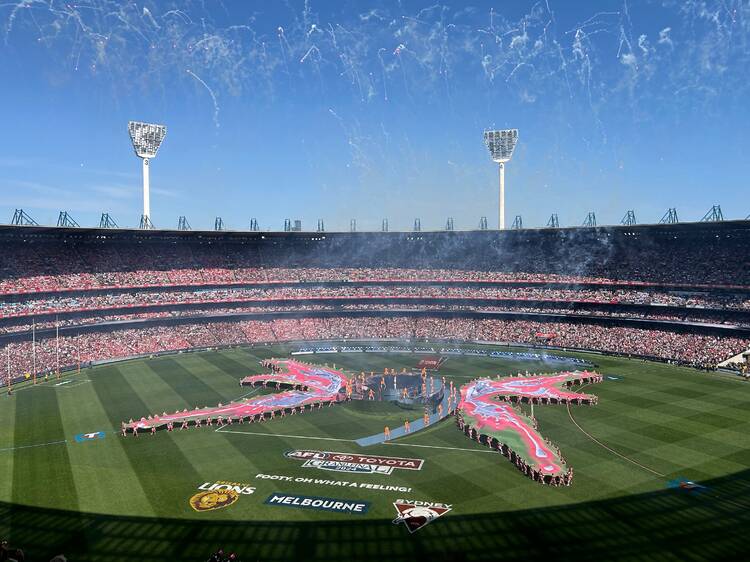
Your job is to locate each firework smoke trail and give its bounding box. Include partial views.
[377,47,389,101]
[0,1,747,162]
[299,45,319,63]
[186,68,220,129]
[277,25,291,77]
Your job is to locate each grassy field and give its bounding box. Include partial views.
[1,342,749,561]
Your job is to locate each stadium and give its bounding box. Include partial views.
[1,221,749,560]
[2,1,750,561]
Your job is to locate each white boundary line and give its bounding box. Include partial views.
[384,442,499,454]
[0,439,68,453]
[53,380,92,390]
[6,377,91,395]
[566,385,665,478]
[232,387,262,401]
[218,427,498,453]
[216,428,354,443]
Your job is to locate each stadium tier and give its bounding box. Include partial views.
[1,222,749,382]
[1,221,750,292]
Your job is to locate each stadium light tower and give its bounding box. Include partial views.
[484,129,519,230]
[128,121,167,229]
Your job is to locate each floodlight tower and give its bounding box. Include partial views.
[484,129,519,230]
[128,121,167,229]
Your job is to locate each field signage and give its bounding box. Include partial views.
[285,450,424,475]
[265,492,370,515]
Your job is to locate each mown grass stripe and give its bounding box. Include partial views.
[147,357,227,407]
[199,349,258,379]
[57,373,155,518]
[90,365,204,518]
[10,386,87,554]
[0,395,16,502]
[143,358,272,480]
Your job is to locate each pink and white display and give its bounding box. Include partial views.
[123,359,347,432]
[456,371,602,485]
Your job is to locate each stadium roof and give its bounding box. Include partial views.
[0,218,748,243]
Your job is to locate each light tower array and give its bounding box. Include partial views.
[484,129,518,230]
[128,121,167,229]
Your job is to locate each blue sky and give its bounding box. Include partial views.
[0,0,748,231]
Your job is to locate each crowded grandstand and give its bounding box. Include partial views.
[2,220,749,385]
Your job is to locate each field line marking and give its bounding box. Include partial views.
[216,428,355,443]
[0,439,68,453]
[233,387,261,401]
[5,376,91,395]
[385,442,498,454]
[218,428,496,453]
[54,380,92,390]
[566,390,665,478]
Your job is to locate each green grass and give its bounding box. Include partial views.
[1,343,749,561]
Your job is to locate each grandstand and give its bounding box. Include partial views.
[1,220,749,382]
[1,221,749,561]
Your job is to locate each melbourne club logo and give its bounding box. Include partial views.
[392,499,452,533]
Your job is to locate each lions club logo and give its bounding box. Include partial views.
[392,499,452,533]
[189,489,239,512]
[188,480,255,512]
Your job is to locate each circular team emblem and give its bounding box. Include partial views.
[189,489,239,512]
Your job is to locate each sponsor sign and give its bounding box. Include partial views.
[75,431,105,442]
[417,357,445,370]
[256,473,412,493]
[189,480,256,512]
[392,499,452,533]
[265,492,369,515]
[285,450,424,475]
[534,332,557,341]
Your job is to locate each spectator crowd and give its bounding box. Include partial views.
[2,317,747,383]
[1,234,748,384]
[2,284,749,318]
